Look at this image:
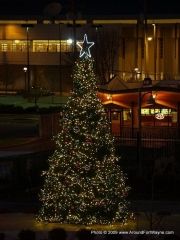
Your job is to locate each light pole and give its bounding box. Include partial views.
[134,67,141,81]
[137,89,142,176]
[26,26,30,93]
[66,0,80,59]
[21,24,34,93]
[58,22,63,96]
[137,85,155,176]
[23,67,27,92]
[58,21,67,96]
[152,24,157,81]
[92,24,103,74]
[143,0,148,77]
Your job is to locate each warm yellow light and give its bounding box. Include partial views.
[152,93,156,99]
[14,40,20,44]
[23,67,27,72]
[147,37,153,41]
[134,67,139,72]
[110,73,115,79]
[107,94,112,100]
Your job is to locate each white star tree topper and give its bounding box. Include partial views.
[77,34,94,58]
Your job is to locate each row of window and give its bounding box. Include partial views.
[0,38,174,60]
[0,38,163,56]
[0,40,73,53]
[110,109,176,121]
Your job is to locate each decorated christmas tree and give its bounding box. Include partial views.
[38,34,131,225]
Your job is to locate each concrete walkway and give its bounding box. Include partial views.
[0,212,179,240]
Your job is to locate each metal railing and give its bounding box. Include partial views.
[112,70,179,82]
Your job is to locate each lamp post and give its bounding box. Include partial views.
[134,67,141,81]
[23,67,27,91]
[137,89,143,176]
[152,24,157,81]
[137,84,155,176]
[92,24,103,74]
[21,24,34,93]
[58,22,63,96]
[27,26,30,93]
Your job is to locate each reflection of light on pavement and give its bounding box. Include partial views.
[0,212,179,237]
[0,213,135,231]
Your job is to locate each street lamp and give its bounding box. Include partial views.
[21,24,34,93]
[23,67,27,91]
[58,22,64,96]
[92,24,103,74]
[134,67,141,81]
[152,24,157,81]
[67,38,73,44]
[147,36,153,41]
[137,86,155,176]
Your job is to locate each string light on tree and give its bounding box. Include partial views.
[37,34,131,225]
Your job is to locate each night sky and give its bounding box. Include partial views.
[0,0,180,16]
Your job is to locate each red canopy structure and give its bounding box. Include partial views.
[98,78,180,135]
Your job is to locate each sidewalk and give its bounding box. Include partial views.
[0,201,179,234]
[0,212,179,239]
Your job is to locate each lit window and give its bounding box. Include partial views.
[0,39,74,53]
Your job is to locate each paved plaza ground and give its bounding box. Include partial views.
[0,211,179,239]
[0,200,180,238]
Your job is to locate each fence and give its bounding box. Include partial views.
[114,126,180,200]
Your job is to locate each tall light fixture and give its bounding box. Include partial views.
[58,21,63,96]
[23,67,27,91]
[152,24,157,81]
[43,1,62,95]
[21,24,34,93]
[137,87,155,176]
[143,0,148,78]
[66,0,80,59]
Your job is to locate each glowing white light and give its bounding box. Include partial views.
[23,67,27,72]
[67,39,73,44]
[134,67,139,72]
[147,37,153,41]
[77,34,94,58]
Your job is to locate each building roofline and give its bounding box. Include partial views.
[98,86,180,94]
[1,14,180,25]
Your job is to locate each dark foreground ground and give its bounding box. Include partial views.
[0,126,180,239]
[0,210,179,240]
